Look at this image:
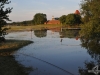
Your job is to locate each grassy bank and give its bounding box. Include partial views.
[0,39,33,54]
[0,39,33,75]
[6,24,62,32]
[6,24,80,32]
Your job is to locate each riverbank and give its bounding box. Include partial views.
[6,24,62,32]
[0,39,33,54]
[6,24,80,32]
[0,39,33,75]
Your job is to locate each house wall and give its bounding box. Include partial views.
[44,20,60,24]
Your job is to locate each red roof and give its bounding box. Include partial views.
[75,10,80,15]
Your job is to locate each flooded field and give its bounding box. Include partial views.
[5,30,97,75]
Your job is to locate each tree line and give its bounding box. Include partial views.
[9,13,82,26]
[59,14,82,26]
[0,0,100,43]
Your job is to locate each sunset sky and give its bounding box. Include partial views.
[7,0,82,22]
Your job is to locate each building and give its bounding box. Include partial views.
[44,16,60,24]
[44,10,80,25]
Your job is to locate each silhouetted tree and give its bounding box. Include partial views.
[0,0,12,42]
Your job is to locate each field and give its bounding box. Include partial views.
[6,24,62,32]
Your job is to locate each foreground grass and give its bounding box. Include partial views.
[0,39,33,75]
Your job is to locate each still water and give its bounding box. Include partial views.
[5,30,96,75]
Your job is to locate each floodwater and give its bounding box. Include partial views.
[5,30,96,75]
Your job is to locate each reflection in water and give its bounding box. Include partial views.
[60,38,63,42]
[0,54,32,75]
[59,29,80,38]
[80,38,100,60]
[5,30,100,75]
[79,38,100,75]
[34,29,47,38]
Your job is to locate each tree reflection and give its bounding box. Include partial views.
[79,61,97,75]
[0,53,32,75]
[80,38,100,60]
[79,37,100,75]
[59,29,80,38]
[34,29,47,38]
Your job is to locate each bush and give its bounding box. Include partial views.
[0,37,5,43]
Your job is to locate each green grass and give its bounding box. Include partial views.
[5,24,81,32]
[6,24,62,32]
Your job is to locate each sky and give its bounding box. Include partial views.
[6,0,82,22]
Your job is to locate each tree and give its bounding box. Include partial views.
[33,13,47,25]
[59,15,66,25]
[0,0,12,41]
[66,14,81,26]
[79,0,100,40]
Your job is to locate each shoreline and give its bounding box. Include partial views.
[0,39,33,55]
[0,39,33,75]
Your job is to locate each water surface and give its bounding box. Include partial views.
[5,30,95,75]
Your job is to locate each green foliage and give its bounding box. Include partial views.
[66,14,82,26]
[80,0,100,40]
[80,20,100,39]
[0,0,12,37]
[33,13,47,25]
[80,0,100,22]
[59,15,66,25]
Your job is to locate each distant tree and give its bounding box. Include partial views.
[33,13,47,25]
[59,15,66,25]
[54,17,59,20]
[22,21,27,26]
[66,14,81,26]
[0,0,12,42]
